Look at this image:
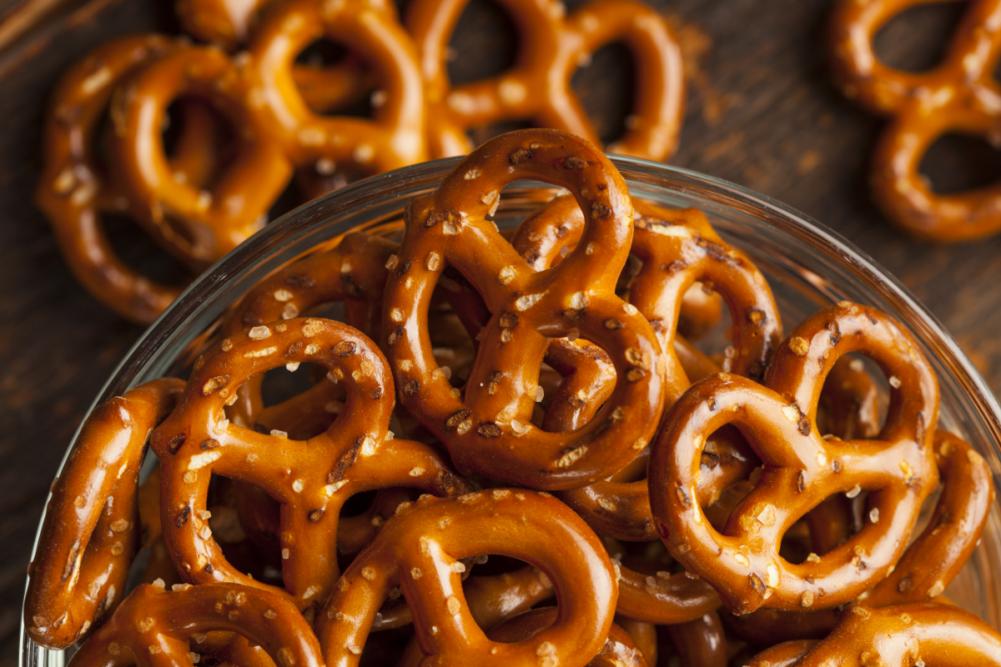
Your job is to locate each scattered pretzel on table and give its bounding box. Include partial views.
[151,317,471,609]
[829,0,1001,242]
[650,302,940,614]
[64,581,323,667]
[406,0,684,159]
[25,378,184,649]
[314,491,617,667]
[383,129,666,489]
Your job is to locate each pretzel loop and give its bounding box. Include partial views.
[36,36,189,323]
[64,583,323,667]
[151,318,470,608]
[25,379,184,649]
[315,491,617,666]
[384,129,665,489]
[650,303,939,614]
[247,0,426,172]
[109,44,292,263]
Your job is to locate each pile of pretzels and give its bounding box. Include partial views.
[25,129,1001,666]
[36,0,684,324]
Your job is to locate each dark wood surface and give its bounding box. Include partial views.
[1,0,1000,663]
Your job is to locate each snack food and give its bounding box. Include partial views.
[24,129,1001,665]
[829,0,1001,242]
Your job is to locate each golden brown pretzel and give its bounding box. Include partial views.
[406,0,684,159]
[246,0,426,174]
[722,430,994,646]
[65,582,323,667]
[36,36,194,324]
[315,491,617,666]
[650,302,940,614]
[382,129,665,489]
[829,0,1001,242]
[25,378,184,649]
[661,611,728,667]
[151,317,471,609]
[108,43,292,265]
[746,603,1001,667]
[485,608,648,667]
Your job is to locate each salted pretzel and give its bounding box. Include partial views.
[246,0,426,174]
[36,35,209,323]
[382,129,665,489]
[151,317,471,609]
[108,43,292,264]
[24,378,184,649]
[406,0,683,159]
[315,490,616,666]
[650,301,940,614]
[483,608,648,667]
[829,0,1001,242]
[65,581,323,667]
[747,603,1001,667]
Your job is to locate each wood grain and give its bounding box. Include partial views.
[2,0,1001,663]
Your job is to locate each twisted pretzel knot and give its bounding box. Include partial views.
[64,582,323,667]
[407,0,683,161]
[247,0,426,173]
[25,379,184,649]
[383,129,665,489]
[151,317,470,609]
[109,43,292,264]
[829,0,1001,242]
[650,302,940,614]
[314,491,617,667]
[36,36,195,323]
[746,603,1001,667]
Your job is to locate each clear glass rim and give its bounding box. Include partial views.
[21,155,1001,665]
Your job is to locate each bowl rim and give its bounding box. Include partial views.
[20,155,1001,665]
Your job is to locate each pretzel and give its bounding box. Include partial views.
[661,611,728,667]
[175,0,273,50]
[748,603,1001,667]
[742,639,817,667]
[484,608,648,667]
[24,378,184,649]
[614,618,656,665]
[829,0,1001,242]
[108,43,292,264]
[246,0,426,174]
[315,490,617,666]
[406,0,684,159]
[64,581,323,667]
[382,129,665,489]
[36,36,199,324]
[649,301,940,614]
[151,317,471,609]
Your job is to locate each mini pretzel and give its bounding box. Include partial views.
[406,0,684,159]
[484,608,648,667]
[722,429,994,646]
[315,490,617,666]
[747,603,1001,667]
[829,0,1001,242]
[383,129,665,489]
[25,378,184,649]
[246,0,426,174]
[64,582,323,667]
[151,317,471,609]
[36,36,195,324]
[109,43,292,264]
[649,302,939,614]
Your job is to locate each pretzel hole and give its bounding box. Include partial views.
[446,0,518,88]
[256,363,345,439]
[919,133,1001,194]
[872,2,965,73]
[161,98,238,188]
[295,40,378,119]
[779,494,859,565]
[102,212,194,286]
[817,353,884,441]
[210,476,284,584]
[570,42,636,146]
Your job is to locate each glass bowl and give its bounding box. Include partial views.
[20,156,1001,667]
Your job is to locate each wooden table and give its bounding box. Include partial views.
[0,0,997,662]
